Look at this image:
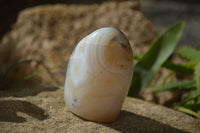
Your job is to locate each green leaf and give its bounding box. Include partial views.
[151,80,196,92]
[183,103,200,111]
[0,59,34,80]
[181,89,200,105]
[133,54,141,60]
[177,106,200,118]
[183,60,198,68]
[195,63,200,89]
[180,63,200,104]
[24,65,60,81]
[0,59,61,90]
[177,46,200,62]
[133,55,194,75]
[129,21,185,97]
[162,71,175,85]
[163,61,194,75]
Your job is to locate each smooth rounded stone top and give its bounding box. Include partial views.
[0,1,157,86]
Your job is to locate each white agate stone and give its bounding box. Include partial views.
[64,27,133,122]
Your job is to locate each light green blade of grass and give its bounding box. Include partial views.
[0,59,61,90]
[183,60,198,68]
[195,63,200,89]
[177,106,200,118]
[0,59,34,80]
[183,103,200,112]
[162,71,175,85]
[129,21,185,97]
[163,61,194,75]
[180,63,200,104]
[177,46,200,62]
[24,66,60,81]
[24,69,48,81]
[181,89,200,105]
[151,80,196,93]
[133,54,194,75]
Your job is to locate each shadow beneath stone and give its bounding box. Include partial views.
[0,100,49,123]
[0,86,59,98]
[103,110,188,133]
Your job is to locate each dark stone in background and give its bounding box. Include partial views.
[140,0,200,47]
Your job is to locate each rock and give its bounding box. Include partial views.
[0,1,157,87]
[0,0,112,39]
[0,87,199,132]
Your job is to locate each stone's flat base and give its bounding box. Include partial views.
[0,87,199,133]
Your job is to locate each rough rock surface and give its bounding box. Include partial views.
[0,1,157,86]
[0,87,199,133]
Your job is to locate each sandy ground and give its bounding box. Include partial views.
[0,86,200,132]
